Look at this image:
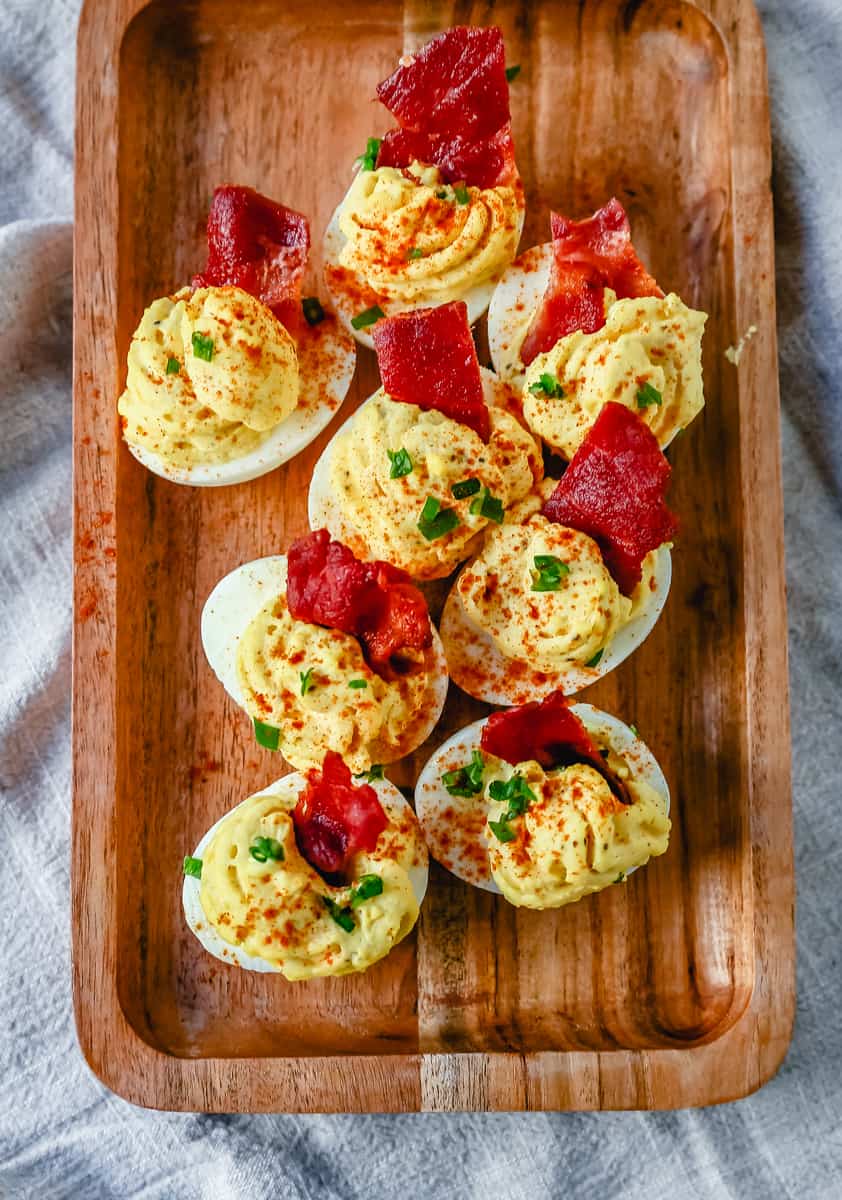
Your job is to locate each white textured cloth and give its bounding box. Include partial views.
[1,1,841,1196]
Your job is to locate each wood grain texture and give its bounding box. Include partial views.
[72,0,793,1111]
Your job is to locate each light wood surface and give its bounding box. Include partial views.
[73,0,793,1112]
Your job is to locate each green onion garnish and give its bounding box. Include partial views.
[451,477,481,500]
[351,874,384,907]
[469,486,504,524]
[531,554,571,592]
[489,774,537,813]
[636,381,663,408]
[182,856,203,878]
[348,679,368,689]
[528,372,563,398]
[354,764,385,782]
[441,750,485,798]
[418,495,460,541]
[407,247,424,260]
[299,668,315,696]
[505,64,521,82]
[253,718,281,751]
[584,649,604,668]
[355,136,382,172]
[629,723,639,736]
[322,896,355,932]
[302,297,325,326]
[191,331,214,362]
[351,305,385,331]
[387,447,413,478]
[249,836,285,864]
[454,185,470,205]
[166,356,180,375]
[488,818,517,843]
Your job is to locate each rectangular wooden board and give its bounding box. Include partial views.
[73,0,794,1112]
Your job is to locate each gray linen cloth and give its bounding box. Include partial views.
[2,0,841,1196]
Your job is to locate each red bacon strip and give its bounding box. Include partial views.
[371,301,490,441]
[481,691,632,805]
[374,26,517,189]
[520,199,662,365]
[542,402,678,596]
[192,185,310,329]
[294,751,388,876]
[286,530,432,678]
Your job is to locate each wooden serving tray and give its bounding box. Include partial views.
[73,0,793,1112]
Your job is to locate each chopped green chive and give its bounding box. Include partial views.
[322,896,355,932]
[407,247,424,260]
[451,477,481,500]
[488,818,517,843]
[191,332,214,362]
[469,486,504,524]
[302,296,325,326]
[454,185,470,205]
[531,554,571,592]
[299,668,315,696]
[165,356,180,375]
[584,649,604,668]
[351,305,385,331]
[418,495,460,541]
[355,136,382,172]
[489,774,537,813]
[487,774,536,842]
[629,723,639,736]
[348,678,368,689]
[252,718,281,751]
[636,381,663,408]
[387,447,413,478]
[506,64,521,82]
[182,855,203,879]
[351,874,384,907]
[441,750,485,798]
[249,836,285,864]
[528,372,563,399]
[354,763,385,782]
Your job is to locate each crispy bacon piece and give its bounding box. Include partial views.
[542,402,678,595]
[294,751,388,875]
[192,185,310,329]
[371,301,490,440]
[374,26,517,189]
[286,530,432,678]
[520,199,663,365]
[481,691,632,805]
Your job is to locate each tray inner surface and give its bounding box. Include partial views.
[114,0,750,1059]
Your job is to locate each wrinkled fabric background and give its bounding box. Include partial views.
[2,1,841,1196]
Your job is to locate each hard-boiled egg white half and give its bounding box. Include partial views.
[487,242,552,391]
[182,772,429,972]
[123,300,357,488]
[322,180,526,350]
[440,545,672,707]
[414,705,670,894]
[200,554,449,760]
[307,367,518,557]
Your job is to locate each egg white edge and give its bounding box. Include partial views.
[441,545,672,706]
[307,367,521,554]
[414,706,670,894]
[200,553,450,758]
[123,315,357,488]
[182,773,429,973]
[487,242,552,389]
[322,185,527,350]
